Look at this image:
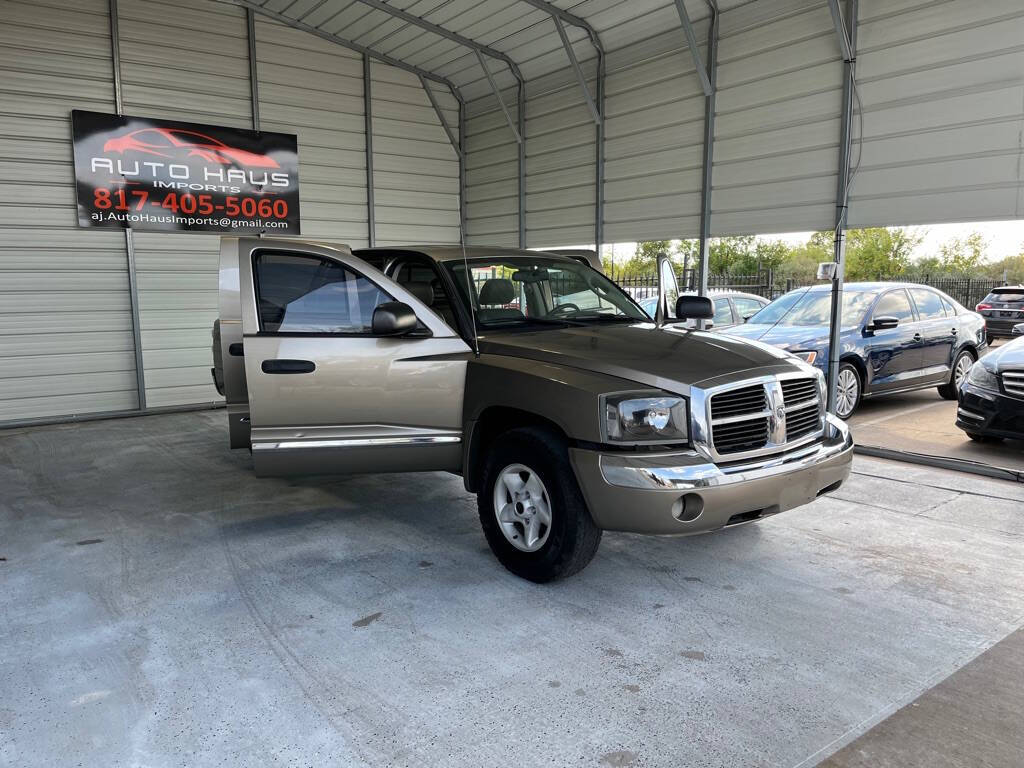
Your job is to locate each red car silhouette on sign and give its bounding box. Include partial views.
[103,127,280,168]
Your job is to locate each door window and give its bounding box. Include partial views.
[253,252,392,333]
[713,298,734,325]
[909,289,946,320]
[873,289,915,324]
[732,297,765,320]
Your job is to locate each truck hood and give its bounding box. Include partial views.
[479,322,803,394]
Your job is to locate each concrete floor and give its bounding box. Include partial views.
[847,339,1024,470]
[2,411,1023,768]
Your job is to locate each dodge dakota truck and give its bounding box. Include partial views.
[213,238,853,581]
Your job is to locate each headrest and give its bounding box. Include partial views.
[479,278,515,305]
[401,281,434,306]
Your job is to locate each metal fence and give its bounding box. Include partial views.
[614,268,1006,309]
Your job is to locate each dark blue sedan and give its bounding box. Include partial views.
[723,282,988,419]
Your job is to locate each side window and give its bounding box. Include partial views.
[713,298,734,325]
[873,289,915,324]
[909,289,945,320]
[253,252,392,333]
[733,297,765,320]
[940,296,956,317]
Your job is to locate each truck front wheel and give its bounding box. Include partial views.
[478,426,602,582]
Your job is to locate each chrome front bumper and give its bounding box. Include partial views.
[569,414,853,535]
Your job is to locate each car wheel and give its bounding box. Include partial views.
[834,362,862,420]
[478,426,602,583]
[938,349,975,400]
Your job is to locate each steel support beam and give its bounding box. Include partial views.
[476,50,522,145]
[420,76,463,159]
[247,8,260,130]
[827,0,855,64]
[109,0,147,411]
[459,97,468,240]
[215,0,462,96]
[674,0,713,97]
[352,0,523,82]
[517,79,526,248]
[364,53,376,248]
[695,4,719,325]
[516,0,596,40]
[826,0,858,415]
[595,46,605,257]
[553,16,600,124]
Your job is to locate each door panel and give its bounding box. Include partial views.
[218,239,250,449]
[865,288,921,392]
[909,288,955,382]
[236,238,471,476]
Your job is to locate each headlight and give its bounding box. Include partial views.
[966,362,999,391]
[790,350,818,365]
[602,392,689,444]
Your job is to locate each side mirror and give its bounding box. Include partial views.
[372,302,418,336]
[868,315,899,333]
[676,295,714,320]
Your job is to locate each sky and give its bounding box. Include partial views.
[593,220,1024,264]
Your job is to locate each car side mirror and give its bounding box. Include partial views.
[372,302,418,336]
[868,315,899,333]
[676,295,714,320]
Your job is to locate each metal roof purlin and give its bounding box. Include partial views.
[675,0,713,96]
[351,0,525,83]
[213,0,465,99]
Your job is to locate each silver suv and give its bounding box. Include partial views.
[214,238,853,581]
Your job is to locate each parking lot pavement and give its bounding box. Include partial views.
[847,343,1024,470]
[2,411,1023,768]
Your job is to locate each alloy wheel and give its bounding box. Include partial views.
[493,463,553,553]
[953,352,973,389]
[836,367,860,419]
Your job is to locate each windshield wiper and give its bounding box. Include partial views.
[479,316,584,328]
[569,314,639,322]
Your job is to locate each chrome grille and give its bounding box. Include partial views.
[1003,371,1024,399]
[710,383,767,420]
[707,376,823,457]
[781,377,822,441]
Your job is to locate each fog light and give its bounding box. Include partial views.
[672,493,704,522]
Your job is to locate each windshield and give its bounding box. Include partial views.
[747,289,876,328]
[444,256,648,328]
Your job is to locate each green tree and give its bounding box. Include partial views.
[938,232,987,275]
[844,227,923,280]
[615,240,676,278]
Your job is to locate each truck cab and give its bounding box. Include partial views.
[214,237,853,581]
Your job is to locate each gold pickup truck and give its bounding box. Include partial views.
[214,238,852,582]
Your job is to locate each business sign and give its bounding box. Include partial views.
[71,110,300,233]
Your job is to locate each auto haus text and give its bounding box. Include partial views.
[89,157,292,194]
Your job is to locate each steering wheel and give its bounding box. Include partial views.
[546,302,580,317]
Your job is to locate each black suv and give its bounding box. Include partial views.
[977,286,1024,341]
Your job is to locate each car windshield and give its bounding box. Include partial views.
[444,256,648,328]
[747,289,876,328]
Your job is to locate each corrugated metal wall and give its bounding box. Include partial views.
[849,0,1024,226]
[256,17,369,244]
[712,0,842,235]
[602,25,708,243]
[118,0,249,409]
[0,0,460,424]
[0,0,139,422]
[370,62,461,246]
[465,86,521,247]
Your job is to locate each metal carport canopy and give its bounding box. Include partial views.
[2,0,1023,427]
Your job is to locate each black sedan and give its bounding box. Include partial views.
[956,334,1024,441]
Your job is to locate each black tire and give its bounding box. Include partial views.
[938,348,975,400]
[477,426,602,583]
[835,361,862,420]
